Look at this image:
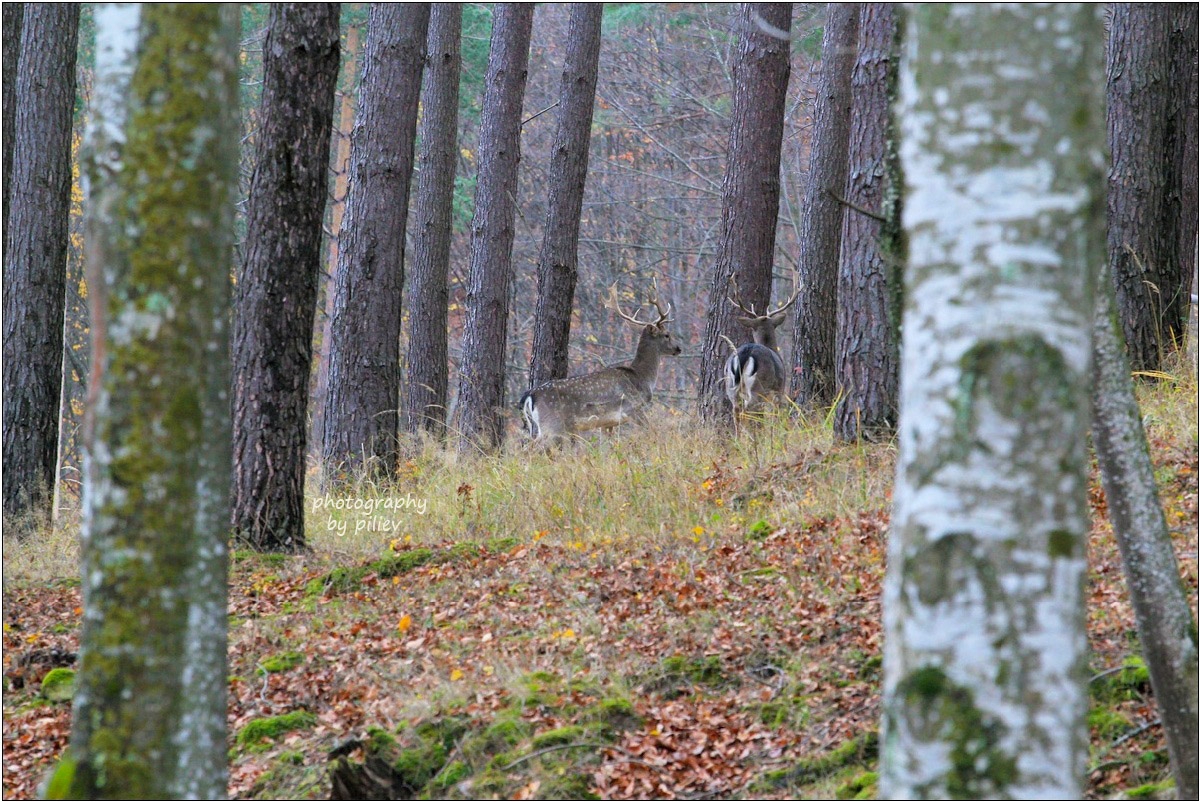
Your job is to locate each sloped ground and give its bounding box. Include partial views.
[4,376,1196,800]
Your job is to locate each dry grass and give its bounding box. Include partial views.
[303,403,896,565]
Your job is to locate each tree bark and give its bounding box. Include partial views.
[404,4,462,439]
[232,4,340,552]
[792,3,858,408]
[833,3,902,442]
[2,3,79,533]
[2,1,24,264]
[697,2,792,425]
[528,3,603,388]
[452,3,534,451]
[1168,5,1198,317]
[64,6,239,797]
[1106,4,1181,371]
[323,3,430,475]
[1092,262,1200,800]
[313,20,362,455]
[882,5,1105,797]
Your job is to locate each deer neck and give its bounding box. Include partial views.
[628,331,663,390]
[753,326,779,355]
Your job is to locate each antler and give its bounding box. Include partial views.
[727,268,801,320]
[607,282,673,328]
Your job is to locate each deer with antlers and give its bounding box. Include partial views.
[723,271,799,425]
[520,284,681,445]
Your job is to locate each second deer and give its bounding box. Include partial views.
[520,284,681,446]
[724,272,799,426]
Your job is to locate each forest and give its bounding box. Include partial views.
[2,3,1197,800]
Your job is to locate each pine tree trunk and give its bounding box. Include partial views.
[404,4,462,439]
[313,20,362,455]
[528,3,603,388]
[452,3,534,451]
[882,5,1105,797]
[698,2,792,425]
[1168,5,1198,316]
[792,3,858,408]
[1092,262,1200,800]
[232,4,340,552]
[65,6,239,797]
[323,3,429,474]
[2,1,24,263]
[2,3,79,533]
[1106,4,1179,371]
[833,3,901,442]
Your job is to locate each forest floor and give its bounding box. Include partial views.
[3,364,1197,800]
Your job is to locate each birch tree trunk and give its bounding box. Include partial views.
[882,5,1105,798]
[64,5,239,797]
[697,2,792,425]
[1092,262,1199,799]
[792,3,858,408]
[528,3,603,389]
[404,4,462,438]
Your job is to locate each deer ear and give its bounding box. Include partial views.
[769,312,788,329]
[735,315,757,328]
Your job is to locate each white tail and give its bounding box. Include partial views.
[521,284,681,445]
[724,271,799,424]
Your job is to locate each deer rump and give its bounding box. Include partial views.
[520,367,651,440]
[725,342,785,411]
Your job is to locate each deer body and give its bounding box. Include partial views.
[724,271,798,420]
[521,287,680,445]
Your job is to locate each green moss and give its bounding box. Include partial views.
[41,668,76,702]
[836,770,879,800]
[652,654,728,693]
[897,666,1017,797]
[583,697,640,735]
[235,710,318,749]
[428,759,470,793]
[485,536,520,553]
[1126,779,1175,799]
[755,731,878,788]
[232,549,290,569]
[747,519,772,540]
[258,651,304,674]
[1092,656,1152,702]
[306,549,440,596]
[1087,706,1133,739]
[531,725,587,749]
[542,771,599,800]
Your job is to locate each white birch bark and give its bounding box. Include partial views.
[882,5,1106,798]
[62,5,239,798]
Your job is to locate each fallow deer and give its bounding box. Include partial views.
[724,271,799,426]
[520,285,681,445]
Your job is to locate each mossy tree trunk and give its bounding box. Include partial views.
[882,5,1105,797]
[452,3,534,451]
[528,3,603,389]
[404,4,462,439]
[833,3,902,442]
[791,3,858,409]
[323,3,430,474]
[2,3,79,534]
[697,2,792,426]
[64,5,239,798]
[232,3,340,552]
[1092,263,1199,799]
